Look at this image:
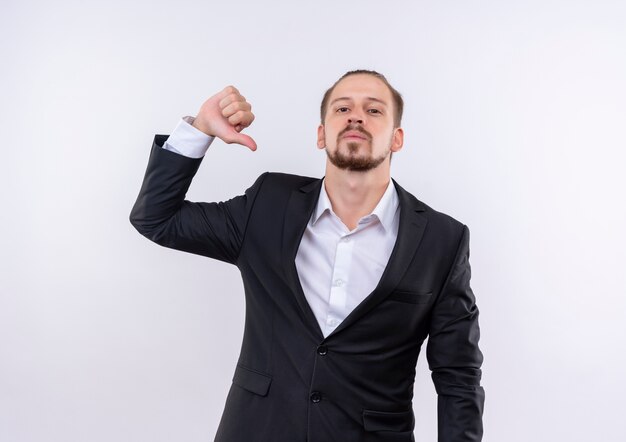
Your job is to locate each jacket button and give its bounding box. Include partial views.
[317,345,328,356]
[310,391,321,403]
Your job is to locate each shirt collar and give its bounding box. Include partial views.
[311,178,399,232]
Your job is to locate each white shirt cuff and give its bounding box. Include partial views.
[162,115,215,158]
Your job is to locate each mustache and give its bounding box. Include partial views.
[338,125,372,141]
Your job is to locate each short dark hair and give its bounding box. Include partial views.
[320,69,404,127]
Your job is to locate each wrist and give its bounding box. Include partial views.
[191,117,215,137]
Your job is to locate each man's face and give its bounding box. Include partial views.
[317,74,403,172]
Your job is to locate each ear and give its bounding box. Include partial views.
[390,127,404,153]
[317,124,326,149]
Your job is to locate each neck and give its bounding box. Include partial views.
[323,161,391,230]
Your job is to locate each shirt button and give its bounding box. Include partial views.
[334,279,344,287]
[341,237,350,243]
[317,345,328,356]
[327,318,338,327]
[310,391,321,403]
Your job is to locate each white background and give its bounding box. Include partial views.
[1,0,625,441]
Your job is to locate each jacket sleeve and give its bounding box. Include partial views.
[426,224,485,441]
[129,134,267,265]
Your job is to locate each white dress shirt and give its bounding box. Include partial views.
[163,117,400,337]
[294,178,400,337]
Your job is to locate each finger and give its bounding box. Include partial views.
[225,132,257,151]
[228,110,254,127]
[233,113,254,132]
[216,85,239,101]
[221,100,252,119]
[218,92,246,110]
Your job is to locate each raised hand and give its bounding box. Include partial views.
[192,86,257,151]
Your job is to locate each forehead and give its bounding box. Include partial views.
[330,74,392,103]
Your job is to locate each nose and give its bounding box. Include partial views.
[348,116,364,125]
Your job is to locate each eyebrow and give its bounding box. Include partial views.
[330,96,388,107]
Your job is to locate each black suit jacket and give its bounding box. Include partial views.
[130,135,485,442]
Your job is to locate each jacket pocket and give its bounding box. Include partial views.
[387,290,432,304]
[362,409,415,432]
[232,364,272,397]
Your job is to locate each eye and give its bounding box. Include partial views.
[336,107,349,113]
[368,109,381,114]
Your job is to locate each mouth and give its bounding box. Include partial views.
[342,131,368,140]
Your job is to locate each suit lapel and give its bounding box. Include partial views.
[282,178,325,340]
[281,177,429,341]
[327,179,428,339]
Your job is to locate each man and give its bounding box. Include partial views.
[130,70,484,441]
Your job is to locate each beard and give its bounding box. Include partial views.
[325,126,391,172]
